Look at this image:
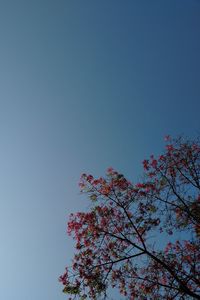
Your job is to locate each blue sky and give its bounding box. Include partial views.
[0,1,200,299]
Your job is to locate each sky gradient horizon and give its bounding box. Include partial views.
[0,1,200,299]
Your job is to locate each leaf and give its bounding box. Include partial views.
[90,194,97,201]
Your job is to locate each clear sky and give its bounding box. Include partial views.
[0,1,200,299]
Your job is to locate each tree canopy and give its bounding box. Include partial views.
[59,136,200,299]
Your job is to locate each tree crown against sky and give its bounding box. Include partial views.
[60,136,200,300]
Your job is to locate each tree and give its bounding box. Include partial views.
[59,136,200,299]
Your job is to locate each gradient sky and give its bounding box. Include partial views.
[0,1,200,299]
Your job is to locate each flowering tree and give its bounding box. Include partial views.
[59,136,200,299]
